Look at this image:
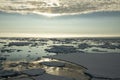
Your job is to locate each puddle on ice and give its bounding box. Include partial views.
[42,59,89,80]
[45,66,89,80]
[1,58,90,80]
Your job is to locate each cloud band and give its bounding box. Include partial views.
[0,0,120,16]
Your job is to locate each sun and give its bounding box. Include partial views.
[42,13,60,17]
[32,11,61,17]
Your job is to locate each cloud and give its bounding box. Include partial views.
[0,0,120,16]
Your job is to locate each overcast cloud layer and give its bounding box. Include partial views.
[0,0,120,16]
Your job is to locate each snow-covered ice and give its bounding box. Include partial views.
[45,53,120,79]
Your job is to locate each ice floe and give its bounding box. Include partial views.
[45,53,120,79]
[41,61,65,67]
[22,69,45,76]
[12,77,33,80]
[0,70,19,78]
[33,73,75,80]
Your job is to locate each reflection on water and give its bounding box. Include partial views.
[46,67,89,80]
[0,38,120,61]
[44,61,89,80]
[2,58,89,80]
[0,42,56,61]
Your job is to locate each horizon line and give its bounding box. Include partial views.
[0,33,120,38]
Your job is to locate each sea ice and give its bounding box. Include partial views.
[22,69,45,76]
[33,73,75,80]
[46,53,120,79]
[0,70,18,78]
[41,61,65,67]
[12,77,33,80]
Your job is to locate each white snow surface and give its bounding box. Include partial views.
[45,53,120,78]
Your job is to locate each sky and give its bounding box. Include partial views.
[0,0,120,37]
